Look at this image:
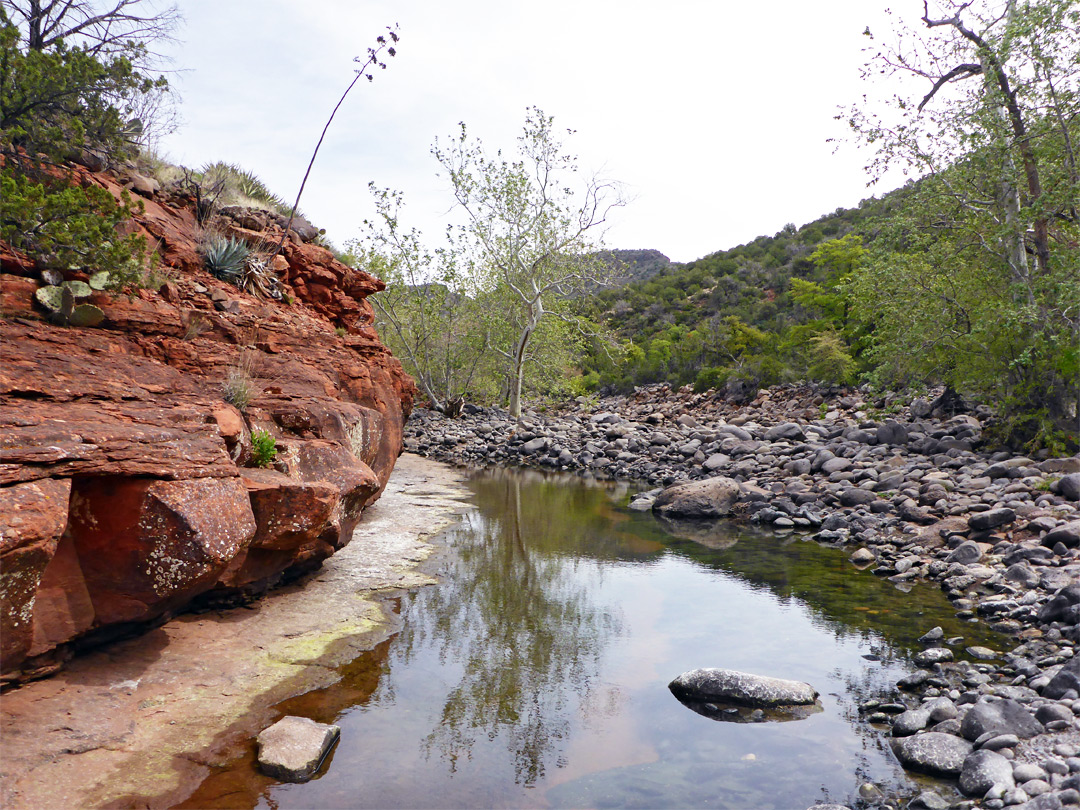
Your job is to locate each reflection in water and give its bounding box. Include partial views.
[397,470,625,785]
[672,695,824,724]
[182,467,1010,810]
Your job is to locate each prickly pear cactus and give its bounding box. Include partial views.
[34,285,66,311]
[34,280,105,327]
[63,280,93,298]
[88,271,111,290]
[68,304,105,327]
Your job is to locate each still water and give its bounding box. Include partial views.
[184,467,1007,809]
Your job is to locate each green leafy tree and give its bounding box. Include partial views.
[359,186,490,416]
[4,0,179,148]
[433,107,624,419]
[0,15,158,161]
[843,0,1079,448]
[1,10,154,282]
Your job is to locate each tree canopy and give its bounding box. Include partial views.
[363,108,622,418]
[845,0,1079,449]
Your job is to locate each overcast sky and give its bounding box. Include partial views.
[158,1,917,263]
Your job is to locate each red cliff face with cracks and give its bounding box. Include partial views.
[0,164,416,686]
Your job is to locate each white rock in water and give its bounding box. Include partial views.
[257,715,340,782]
[669,668,818,707]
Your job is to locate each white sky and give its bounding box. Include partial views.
[158,1,917,263]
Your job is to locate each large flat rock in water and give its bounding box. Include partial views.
[668,668,818,707]
[257,716,340,782]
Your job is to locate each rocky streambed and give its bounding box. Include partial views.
[405,384,1080,809]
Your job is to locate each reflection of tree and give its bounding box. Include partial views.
[395,470,625,786]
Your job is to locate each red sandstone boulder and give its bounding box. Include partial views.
[213,470,341,593]
[289,440,381,549]
[0,479,71,673]
[67,477,257,625]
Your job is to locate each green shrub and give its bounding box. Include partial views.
[1,172,148,279]
[693,367,731,393]
[250,428,277,468]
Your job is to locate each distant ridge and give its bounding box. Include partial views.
[594,248,672,286]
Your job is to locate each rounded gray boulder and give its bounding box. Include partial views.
[959,749,1015,797]
[652,476,742,519]
[891,732,973,777]
[960,697,1043,741]
[668,668,818,707]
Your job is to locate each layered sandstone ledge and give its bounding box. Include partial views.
[0,166,415,686]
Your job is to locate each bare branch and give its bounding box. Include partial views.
[917,62,982,110]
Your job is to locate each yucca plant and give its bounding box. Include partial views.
[202,235,249,282]
[237,257,283,300]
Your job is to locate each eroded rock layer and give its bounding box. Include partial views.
[0,168,414,685]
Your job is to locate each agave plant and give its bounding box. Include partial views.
[198,162,292,217]
[232,167,290,215]
[202,235,249,282]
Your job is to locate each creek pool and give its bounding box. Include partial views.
[183,467,1007,809]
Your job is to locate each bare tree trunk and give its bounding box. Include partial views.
[508,329,530,421]
[507,295,543,421]
[922,3,1050,274]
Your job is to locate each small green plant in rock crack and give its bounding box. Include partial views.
[1034,477,1059,493]
[250,429,278,468]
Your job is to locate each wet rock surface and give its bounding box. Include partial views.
[406,382,1080,807]
[256,715,340,782]
[669,667,819,707]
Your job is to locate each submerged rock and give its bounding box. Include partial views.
[675,695,823,724]
[257,716,341,783]
[668,668,818,707]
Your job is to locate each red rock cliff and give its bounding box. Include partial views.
[0,165,416,685]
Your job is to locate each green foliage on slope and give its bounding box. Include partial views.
[0,10,160,284]
[579,197,899,396]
